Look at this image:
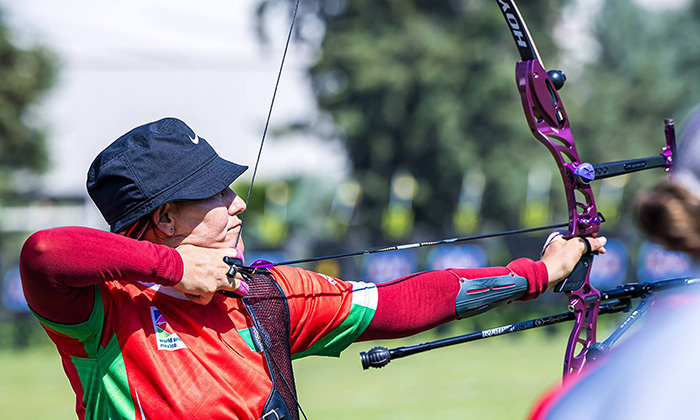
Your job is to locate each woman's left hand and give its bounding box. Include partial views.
[540,234,607,290]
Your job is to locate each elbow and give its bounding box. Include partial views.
[21,230,53,262]
[20,230,56,283]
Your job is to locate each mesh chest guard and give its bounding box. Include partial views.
[242,270,299,420]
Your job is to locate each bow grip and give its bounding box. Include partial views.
[554,252,594,293]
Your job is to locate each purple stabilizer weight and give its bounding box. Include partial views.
[573,163,596,183]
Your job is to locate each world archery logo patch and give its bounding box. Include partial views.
[150,307,187,351]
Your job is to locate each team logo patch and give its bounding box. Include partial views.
[150,307,187,351]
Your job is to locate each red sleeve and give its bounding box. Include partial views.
[19,226,184,324]
[359,258,548,340]
[270,265,356,355]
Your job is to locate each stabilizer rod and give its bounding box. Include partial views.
[360,299,630,369]
[360,276,700,370]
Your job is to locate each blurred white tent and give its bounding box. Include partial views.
[0,0,348,204]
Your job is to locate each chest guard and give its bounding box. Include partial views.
[242,270,299,420]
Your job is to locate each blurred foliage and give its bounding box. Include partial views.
[232,176,340,254]
[0,8,56,202]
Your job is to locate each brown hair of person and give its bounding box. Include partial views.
[634,180,700,258]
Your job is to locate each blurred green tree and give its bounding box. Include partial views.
[0,8,56,202]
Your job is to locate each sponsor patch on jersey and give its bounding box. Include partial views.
[150,307,187,351]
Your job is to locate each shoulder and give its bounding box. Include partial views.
[270,265,352,295]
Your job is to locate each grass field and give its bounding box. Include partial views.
[294,331,565,419]
[0,328,572,420]
[0,343,76,420]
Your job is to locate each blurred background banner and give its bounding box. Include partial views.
[589,238,628,289]
[2,0,700,418]
[637,242,693,282]
[361,249,418,283]
[426,245,488,271]
[1,266,27,314]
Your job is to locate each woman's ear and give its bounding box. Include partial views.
[152,203,177,237]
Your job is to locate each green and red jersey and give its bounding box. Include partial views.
[33,266,377,419]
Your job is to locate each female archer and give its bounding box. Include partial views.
[20,117,602,420]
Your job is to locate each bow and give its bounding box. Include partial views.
[228,0,676,381]
[359,0,675,380]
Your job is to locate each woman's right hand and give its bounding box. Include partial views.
[174,244,246,304]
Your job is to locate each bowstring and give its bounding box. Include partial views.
[230,1,308,418]
[235,0,301,249]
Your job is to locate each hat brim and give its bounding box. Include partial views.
[110,156,248,233]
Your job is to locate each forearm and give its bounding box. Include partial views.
[358,258,548,340]
[20,226,183,323]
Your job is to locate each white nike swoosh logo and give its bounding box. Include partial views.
[189,134,199,144]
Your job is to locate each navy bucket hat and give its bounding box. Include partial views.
[87,118,248,233]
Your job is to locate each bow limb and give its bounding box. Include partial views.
[497,0,601,380]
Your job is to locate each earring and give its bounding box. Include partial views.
[169,228,174,234]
